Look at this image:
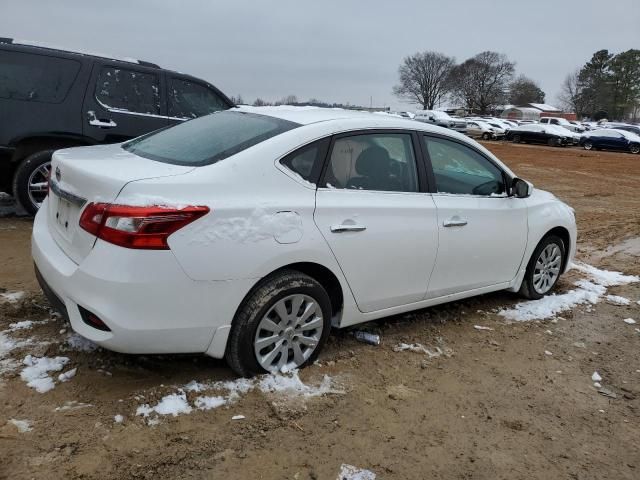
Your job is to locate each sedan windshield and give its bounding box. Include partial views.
[123,110,300,166]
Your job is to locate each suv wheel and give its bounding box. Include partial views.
[225,270,332,377]
[13,150,54,215]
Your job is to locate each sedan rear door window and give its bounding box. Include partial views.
[423,136,505,196]
[323,133,418,192]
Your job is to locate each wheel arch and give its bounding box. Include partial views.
[237,262,345,322]
[10,135,93,164]
[541,226,572,273]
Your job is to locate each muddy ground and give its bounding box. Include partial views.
[1,142,639,480]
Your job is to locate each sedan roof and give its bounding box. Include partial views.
[234,105,419,127]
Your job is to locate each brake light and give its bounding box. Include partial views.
[79,203,209,250]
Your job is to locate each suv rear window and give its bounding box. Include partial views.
[0,50,80,103]
[168,78,228,119]
[123,111,299,166]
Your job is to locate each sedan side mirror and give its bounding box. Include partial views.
[511,177,532,198]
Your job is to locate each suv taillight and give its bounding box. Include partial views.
[79,203,209,250]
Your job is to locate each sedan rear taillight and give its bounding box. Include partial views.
[79,203,209,250]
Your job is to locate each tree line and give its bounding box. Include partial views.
[392,50,543,114]
[558,49,640,120]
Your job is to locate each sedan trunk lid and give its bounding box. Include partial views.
[46,143,194,264]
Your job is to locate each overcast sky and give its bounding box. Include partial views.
[2,0,639,110]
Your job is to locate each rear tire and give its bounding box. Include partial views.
[583,141,593,151]
[225,270,332,377]
[512,134,521,143]
[519,235,566,300]
[12,150,54,216]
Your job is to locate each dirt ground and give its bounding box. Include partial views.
[1,142,639,480]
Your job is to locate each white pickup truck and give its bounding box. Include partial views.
[414,110,467,134]
[539,117,585,133]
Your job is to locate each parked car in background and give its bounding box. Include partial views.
[465,120,502,140]
[465,121,491,139]
[32,107,576,376]
[545,124,582,145]
[540,117,585,133]
[506,124,570,146]
[0,38,233,214]
[414,110,467,133]
[580,129,640,154]
[604,123,640,136]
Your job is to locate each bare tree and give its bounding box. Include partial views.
[449,51,515,114]
[557,70,587,117]
[230,94,244,105]
[392,51,455,109]
[252,98,271,106]
[276,95,298,105]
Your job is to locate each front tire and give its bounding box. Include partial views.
[13,150,54,215]
[583,141,593,151]
[225,270,332,377]
[482,132,491,140]
[630,144,640,154]
[519,235,566,300]
[512,134,521,143]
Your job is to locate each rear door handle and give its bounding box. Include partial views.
[443,218,468,227]
[330,224,367,233]
[87,110,117,128]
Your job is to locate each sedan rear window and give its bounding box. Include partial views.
[123,111,299,166]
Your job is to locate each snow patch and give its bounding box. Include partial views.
[7,320,47,331]
[137,371,341,423]
[592,372,602,382]
[66,333,99,352]
[114,414,124,423]
[1,291,25,303]
[499,263,638,322]
[572,262,639,286]
[338,464,376,479]
[8,419,32,433]
[194,396,227,410]
[20,355,70,393]
[137,392,192,418]
[623,318,636,325]
[606,295,631,306]
[231,414,245,420]
[58,368,77,382]
[499,280,605,321]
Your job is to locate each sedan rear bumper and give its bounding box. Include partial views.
[32,200,255,357]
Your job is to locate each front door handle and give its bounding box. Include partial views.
[87,111,117,128]
[443,217,468,227]
[330,224,367,233]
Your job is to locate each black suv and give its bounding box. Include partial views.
[0,39,233,214]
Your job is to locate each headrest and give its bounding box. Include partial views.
[355,146,390,177]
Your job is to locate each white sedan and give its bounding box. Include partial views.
[33,107,576,376]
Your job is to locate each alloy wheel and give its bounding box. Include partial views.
[532,243,562,294]
[27,161,51,210]
[584,142,593,150]
[254,294,324,372]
